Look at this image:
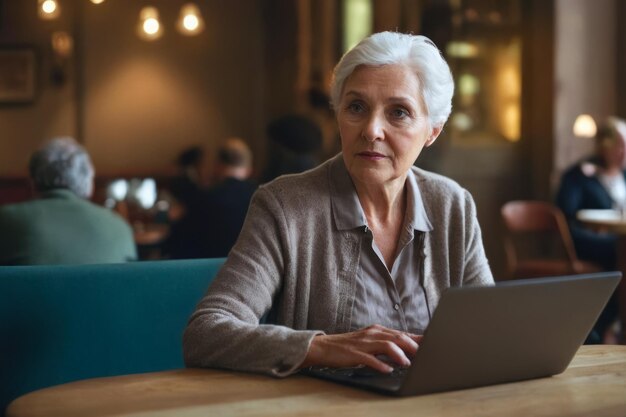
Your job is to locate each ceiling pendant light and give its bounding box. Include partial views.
[137,6,163,41]
[38,0,60,20]
[177,3,205,36]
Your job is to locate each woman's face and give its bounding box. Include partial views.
[337,64,441,188]
[602,133,626,169]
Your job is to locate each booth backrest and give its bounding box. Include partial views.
[0,258,225,416]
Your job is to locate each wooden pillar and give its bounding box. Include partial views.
[521,0,555,201]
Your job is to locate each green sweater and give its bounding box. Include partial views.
[0,189,137,265]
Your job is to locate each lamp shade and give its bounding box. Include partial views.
[573,114,597,138]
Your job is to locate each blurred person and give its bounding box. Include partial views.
[168,146,208,220]
[308,86,342,157]
[556,116,626,343]
[261,114,323,183]
[184,32,493,376]
[201,137,257,257]
[167,137,257,259]
[0,137,137,265]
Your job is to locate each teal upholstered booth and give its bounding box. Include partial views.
[0,258,225,416]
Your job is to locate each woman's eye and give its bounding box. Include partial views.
[390,108,410,119]
[347,102,365,113]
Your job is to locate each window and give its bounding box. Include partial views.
[343,0,373,52]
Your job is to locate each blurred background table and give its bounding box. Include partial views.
[577,209,626,233]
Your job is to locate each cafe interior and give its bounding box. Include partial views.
[1,0,626,416]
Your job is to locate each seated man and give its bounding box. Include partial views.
[202,137,257,257]
[0,137,137,265]
[167,137,257,258]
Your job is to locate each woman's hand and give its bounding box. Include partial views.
[299,325,423,373]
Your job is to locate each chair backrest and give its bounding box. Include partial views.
[0,258,225,416]
[501,200,579,275]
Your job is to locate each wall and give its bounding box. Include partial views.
[553,0,616,184]
[0,1,266,176]
[0,0,77,175]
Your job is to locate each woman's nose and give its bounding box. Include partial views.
[362,113,385,142]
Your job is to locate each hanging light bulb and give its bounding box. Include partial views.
[38,0,60,20]
[90,0,106,4]
[177,3,205,36]
[137,6,163,41]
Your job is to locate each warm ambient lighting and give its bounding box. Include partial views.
[177,3,205,36]
[343,0,373,52]
[51,31,73,58]
[573,114,597,138]
[184,15,199,31]
[90,0,106,4]
[42,0,56,13]
[446,41,480,58]
[38,0,60,20]
[144,18,160,35]
[137,6,163,41]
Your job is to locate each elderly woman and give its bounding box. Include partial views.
[183,32,493,376]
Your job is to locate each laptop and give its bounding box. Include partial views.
[304,272,621,396]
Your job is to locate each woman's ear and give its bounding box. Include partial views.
[425,125,443,147]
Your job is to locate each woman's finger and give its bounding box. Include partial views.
[367,326,420,357]
[366,339,411,367]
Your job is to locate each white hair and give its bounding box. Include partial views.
[330,31,454,128]
[29,137,95,199]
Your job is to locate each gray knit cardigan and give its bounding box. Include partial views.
[183,154,494,377]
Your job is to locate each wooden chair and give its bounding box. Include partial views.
[501,200,603,279]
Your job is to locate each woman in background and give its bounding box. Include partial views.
[556,116,626,343]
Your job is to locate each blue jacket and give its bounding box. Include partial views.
[555,163,620,269]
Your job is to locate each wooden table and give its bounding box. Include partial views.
[577,209,626,342]
[7,346,626,417]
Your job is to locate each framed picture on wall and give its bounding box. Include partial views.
[0,48,36,103]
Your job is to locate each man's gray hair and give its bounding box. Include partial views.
[29,137,95,199]
[330,31,454,129]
